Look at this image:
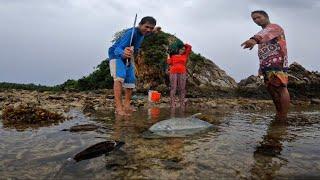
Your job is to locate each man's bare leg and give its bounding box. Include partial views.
[277,87,290,119]
[124,88,136,112]
[267,85,290,120]
[267,85,281,114]
[114,81,129,116]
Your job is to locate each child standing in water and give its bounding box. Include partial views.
[167,42,192,110]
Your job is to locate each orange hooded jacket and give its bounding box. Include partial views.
[167,44,192,74]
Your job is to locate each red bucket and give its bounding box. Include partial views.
[148,90,161,102]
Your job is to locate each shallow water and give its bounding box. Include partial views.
[1,107,320,179]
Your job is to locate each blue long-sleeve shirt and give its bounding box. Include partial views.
[108,27,144,60]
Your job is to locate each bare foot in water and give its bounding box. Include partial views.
[275,114,287,121]
[115,108,131,116]
[124,105,137,112]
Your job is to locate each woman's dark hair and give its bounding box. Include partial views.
[139,16,156,25]
[251,10,269,18]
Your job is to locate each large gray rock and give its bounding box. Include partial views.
[186,55,237,97]
[287,62,320,99]
[237,75,269,99]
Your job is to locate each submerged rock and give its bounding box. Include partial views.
[62,124,100,132]
[106,95,114,99]
[82,101,96,115]
[0,95,6,101]
[47,95,65,100]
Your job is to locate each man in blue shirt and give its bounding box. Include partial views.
[108,16,156,116]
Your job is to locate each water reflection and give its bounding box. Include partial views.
[251,118,290,179]
[170,105,186,118]
[101,109,186,178]
[1,108,319,179]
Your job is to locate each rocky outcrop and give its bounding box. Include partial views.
[186,55,237,97]
[135,54,237,97]
[134,32,237,97]
[237,75,269,99]
[287,62,320,99]
[238,62,320,99]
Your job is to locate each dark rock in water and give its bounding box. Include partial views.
[62,124,100,132]
[162,160,183,170]
[311,99,320,105]
[65,88,80,93]
[82,101,96,115]
[47,95,64,100]
[106,95,114,99]
[287,114,320,126]
[92,89,105,94]
[240,104,260,111]
[72,141,125,162]
[105,150,128,170]
[254,143,282,156]
[0,96,6,101]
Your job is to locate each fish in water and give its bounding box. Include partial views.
[70,141,125,162]
[148,113,213,137]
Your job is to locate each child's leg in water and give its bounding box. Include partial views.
[170,73,178,107]
[178,73,187,108]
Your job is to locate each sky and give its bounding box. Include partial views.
[0,0,319,85]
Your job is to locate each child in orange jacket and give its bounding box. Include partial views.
[167,43,192,108]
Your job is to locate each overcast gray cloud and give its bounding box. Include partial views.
[0,0,319,85]
[251,0,320,8]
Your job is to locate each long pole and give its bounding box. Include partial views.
[127,13,138,67]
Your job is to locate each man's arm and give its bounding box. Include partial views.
[114,29,133,59]
[241,39,257,50]
[241,24,284,50]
